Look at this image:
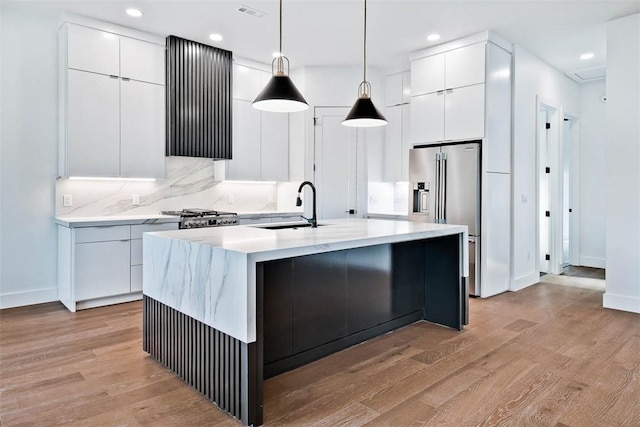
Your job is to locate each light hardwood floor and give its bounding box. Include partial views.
[1,275,639,426]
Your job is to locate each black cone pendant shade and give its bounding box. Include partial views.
[342,94,387,127]
[253,74,308,112]
[253,0,308,113]
[342,0,386,127]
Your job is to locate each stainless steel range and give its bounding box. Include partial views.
[161,209,239,229]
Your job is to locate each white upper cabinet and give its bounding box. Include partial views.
[120,79,166,178]
[67,69,120,177]
[120,37,165,85]
[444,44,486,89]
[411,92,445,144]
[401,71,411,104]
[384,73,403,107]
[59,22,166,178]
[411,43,486,96]
[410,42,491,144]
[228,63,290,181]
[67,24,119,76]
[411,54,445,96]
[233,64,264,102]
[443,84,485,142]
[384,71,412,107]
[228,99,261,181]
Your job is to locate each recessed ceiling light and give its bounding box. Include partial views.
[209,33,223,42]
[580,52,594,60]
[272,51,282,58]
[126,8,143,18]
[427,33,441,42]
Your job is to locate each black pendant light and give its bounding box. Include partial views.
[342,0,387,127]
[253,0,308,113]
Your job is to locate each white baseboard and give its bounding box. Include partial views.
[0,287,58,309]
[511,273,540,292]
[603,292,640,314]
[579,256,606,269]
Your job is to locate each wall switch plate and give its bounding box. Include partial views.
[132,194,140,206]
[63,194,72,207]
[227,194,234,204]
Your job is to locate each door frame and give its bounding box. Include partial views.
[536,96,563,275]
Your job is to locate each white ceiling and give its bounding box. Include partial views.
[5,0,639,81]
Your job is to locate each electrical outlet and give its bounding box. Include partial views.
[132,194,140,206]
[227,193,234,204]
[63,194,72,207]
[521,194,528,204]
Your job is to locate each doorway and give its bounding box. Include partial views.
[313,107,362,220]
[562,114,580,268]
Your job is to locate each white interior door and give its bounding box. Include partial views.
[314,107,358,220]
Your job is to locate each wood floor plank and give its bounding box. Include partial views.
[1,275,639,426]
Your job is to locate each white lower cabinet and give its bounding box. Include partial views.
[75,240,130,301]
[58,222,178,311]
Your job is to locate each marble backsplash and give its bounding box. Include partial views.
[56,157,301,217]
[368,182,409,215]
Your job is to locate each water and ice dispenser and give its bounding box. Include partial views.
[411,182,430,215]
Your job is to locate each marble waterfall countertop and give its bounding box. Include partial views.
[143,218,468,343]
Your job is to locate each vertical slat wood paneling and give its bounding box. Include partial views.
[143,296,249,424]
[166,35,232,159]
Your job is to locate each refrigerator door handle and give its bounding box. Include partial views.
[441,154,447,223]
[435,153,441,222]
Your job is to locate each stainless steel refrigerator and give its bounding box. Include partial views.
[408,141,481,296]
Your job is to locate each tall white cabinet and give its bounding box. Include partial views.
[410,32,513,298]
[382,71,411,182]
[59,23,166,178]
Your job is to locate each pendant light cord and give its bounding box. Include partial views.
[279,0,283,56]
[363,0,367,86]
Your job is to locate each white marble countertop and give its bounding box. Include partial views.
[55,214,180,227]
[55,211,303,227]
[144,218,468,344]
[148,218,466,261]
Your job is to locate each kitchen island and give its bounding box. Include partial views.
[143,218,468,426]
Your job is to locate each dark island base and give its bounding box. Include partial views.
[143,234,466,427]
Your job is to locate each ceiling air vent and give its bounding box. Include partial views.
[238,4,266,18]
[573,67,606,82]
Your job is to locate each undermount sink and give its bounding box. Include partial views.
[253,222,325,230]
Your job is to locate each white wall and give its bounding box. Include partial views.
[0,6,60,308]
[604,13,640,314]
[578,80,606,268]
[511,45,580,290]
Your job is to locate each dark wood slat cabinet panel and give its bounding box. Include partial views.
[166,36,232,159]
[261,237,464,378]
[346,245,393,334]
[262,259,294,364]
[391,240,426,318]
[292,251,348,354]
[423,234,463,330]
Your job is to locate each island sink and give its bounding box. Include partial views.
[251,222,325,230]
